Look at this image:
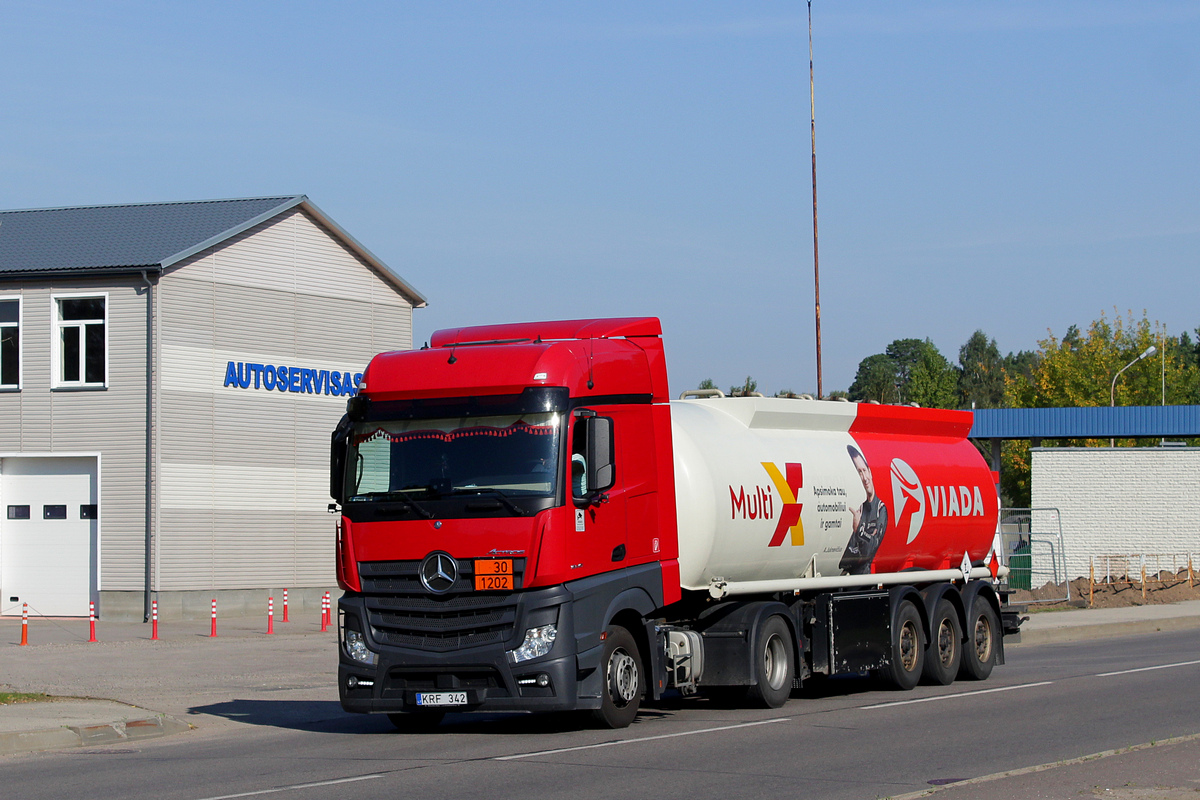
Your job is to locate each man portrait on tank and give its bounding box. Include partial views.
[840,445,888,575]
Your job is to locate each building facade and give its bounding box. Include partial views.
[0,197,425,620]
[1030,446,1200,579]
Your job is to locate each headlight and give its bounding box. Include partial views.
[344,628,377,665]
[507,624,557,664]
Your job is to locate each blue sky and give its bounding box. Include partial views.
[3,1,1198,396]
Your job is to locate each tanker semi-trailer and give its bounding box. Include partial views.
[330,317,1019,729]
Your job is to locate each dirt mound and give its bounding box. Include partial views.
[1011,569,1200,611]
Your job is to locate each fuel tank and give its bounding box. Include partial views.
[670,397,997,591]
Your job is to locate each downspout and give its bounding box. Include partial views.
[141,270,155,622]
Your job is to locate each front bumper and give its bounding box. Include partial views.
[338,585,599,715]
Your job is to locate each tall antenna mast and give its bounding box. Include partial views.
[808,0,823,399]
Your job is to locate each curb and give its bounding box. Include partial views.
[1011,613,1200,646]
[0,713,192,757]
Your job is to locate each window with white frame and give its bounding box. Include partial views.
[54,295,106,387]
[0,298,19,388]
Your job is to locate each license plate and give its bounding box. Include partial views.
[475,559,513,591]
[416,691,467,707]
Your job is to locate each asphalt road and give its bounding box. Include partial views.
[4,628,1200,800]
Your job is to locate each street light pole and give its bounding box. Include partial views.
[1109,345,1157,447]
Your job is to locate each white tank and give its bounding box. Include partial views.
[670,397,998,592]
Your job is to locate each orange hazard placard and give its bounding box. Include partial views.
[474,559,513,591]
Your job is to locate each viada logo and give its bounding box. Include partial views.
[890,458,925,544]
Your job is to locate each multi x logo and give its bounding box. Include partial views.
[890,457,987,544]
[728,462,805,546]
[764,462,804,547]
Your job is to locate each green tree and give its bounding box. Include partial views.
[697,378,717,390]
[848,353,898,403]
[958,330,1005,409]
[850,338,957,406]
[884,339,927,397]
[729,376,758,396]
[908,344,958,408]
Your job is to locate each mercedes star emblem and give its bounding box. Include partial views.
[420,552,458,594]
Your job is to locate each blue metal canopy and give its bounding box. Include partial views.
[970,405,1200,439]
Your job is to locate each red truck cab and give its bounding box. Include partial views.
[332,318,678,725]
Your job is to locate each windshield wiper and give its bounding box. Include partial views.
[354,491,435,519]
[450,487,529,517]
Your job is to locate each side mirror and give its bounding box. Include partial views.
[586,416,615,493]
[330,415,352,504]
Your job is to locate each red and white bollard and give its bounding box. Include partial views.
[282,588,289,623]
[88,601,97,643]
[320,592,329,632]
[267,596,275,635]
[151,599,159,641]
[20,602,28,646]
[210,598,218,638]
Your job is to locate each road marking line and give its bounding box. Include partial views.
[861,681,1053,709]
[1097,658,1200,677]
[194,773,385,800]
[494,717,791,761]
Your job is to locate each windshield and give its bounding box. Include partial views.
[346,412,562,502]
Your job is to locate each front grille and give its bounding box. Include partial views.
[360,558,526,652]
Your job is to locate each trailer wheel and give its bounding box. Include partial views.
[746,615,794,709]
[592,626,642,729]
[884,600,924,690]
[387,711,444,732]
[958,600,999,681]
[922,598,962,686]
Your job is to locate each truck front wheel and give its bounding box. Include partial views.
[746,615,794,709]
[592,626,642,729]
[884,600,925,690]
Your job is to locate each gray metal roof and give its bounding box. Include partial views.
[971,405,1200,439]
[0,196,301,275]
[0,195,427,307]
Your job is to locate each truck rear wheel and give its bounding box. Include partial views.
[746,615,794,709]
[958,600,999,681]
[884,600,924,690]
[922,598,962,686]
[592,626,642,729]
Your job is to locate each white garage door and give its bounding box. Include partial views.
[0,456,98,618]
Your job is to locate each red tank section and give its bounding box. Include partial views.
[849,403,997,572]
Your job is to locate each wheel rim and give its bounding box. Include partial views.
[936,619,956,667]
[899,620,919,672]
[609,647,639,706]
[973,615,993,663]
[763,633,789,690]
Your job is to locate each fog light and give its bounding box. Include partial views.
[344,628,377,665]
[507,624,557,664]
[517,673,551,688]
[347,675,375,690]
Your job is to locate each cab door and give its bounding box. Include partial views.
[568,409,627,577]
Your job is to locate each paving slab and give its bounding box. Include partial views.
[1014,599,1200,645]
[888,733,1200,800]
[0,698,192,756]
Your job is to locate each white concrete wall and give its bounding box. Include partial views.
[1030,447,1200,578]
